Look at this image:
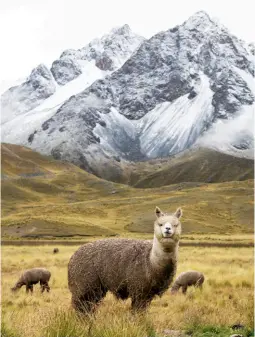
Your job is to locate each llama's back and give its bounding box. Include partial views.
[23,268,51,283]
[175,270,204,286]
[68,238,154,296]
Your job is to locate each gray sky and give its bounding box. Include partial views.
[0,0,254,92]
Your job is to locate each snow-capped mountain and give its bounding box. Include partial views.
[1,64,56,124]
[1,11,254,176]
[50,24,144,85]
[1,24,144,125]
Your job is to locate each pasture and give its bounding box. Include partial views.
[1,241,254,337]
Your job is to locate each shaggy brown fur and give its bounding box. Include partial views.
[11,268,51,294]
[170,270,205,294]
[68,206,183,313]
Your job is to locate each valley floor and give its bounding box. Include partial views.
[2,242,254,337]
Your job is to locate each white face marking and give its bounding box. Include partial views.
[162,222,173,237]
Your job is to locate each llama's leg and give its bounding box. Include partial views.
[40,281,45,293]
[72,296,94,314]
[182,285,188,294]
[131,296,151,313]
[26,284,33,294]
[45,282,50,292]
[40,281,50,293]
[72,286,107,315]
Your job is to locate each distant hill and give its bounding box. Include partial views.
[130,148,254,188]
[1,144,254,238]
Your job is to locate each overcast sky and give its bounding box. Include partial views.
[0,0,254,92]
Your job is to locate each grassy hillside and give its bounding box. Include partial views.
[131,148,254,188]
[1,144,254,238]
[57,146,254,186]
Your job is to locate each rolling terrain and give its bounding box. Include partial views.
[129,147,254,188]
[1,144,254,239]
[93,147,254,186]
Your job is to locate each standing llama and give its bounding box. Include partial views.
[68,206,183,313]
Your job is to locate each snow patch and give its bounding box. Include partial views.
[93,107,137,157]
[138,74,214,157]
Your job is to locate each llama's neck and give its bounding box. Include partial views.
[150,235,178,270]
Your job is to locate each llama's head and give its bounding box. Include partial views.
[11,281,23,292]
[154,206,182,245]
[11,285,19,292]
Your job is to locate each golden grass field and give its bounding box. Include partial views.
[1,242,254,337]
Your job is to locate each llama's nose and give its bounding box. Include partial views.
[165,226,171,231]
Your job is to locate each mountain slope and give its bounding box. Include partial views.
[76,146,253,186]
[1,144,254,238]
[131,148,254,188]
[1,143,133,237]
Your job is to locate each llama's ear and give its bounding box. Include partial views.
[155,206,164,218]
[175,207,183,219]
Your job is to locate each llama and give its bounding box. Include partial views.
[68,206,183,313]
[11,268,51,294]
[171,270,205,294]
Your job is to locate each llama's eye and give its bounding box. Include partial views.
[174,223,178,227]
[159,223,163,227]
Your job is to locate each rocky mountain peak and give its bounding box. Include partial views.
[182,10,230,35]
[51,57,82,85]
[110,24,132,36]
[184,10,214,26]
[1,64,56,123]
[51,25,144,84]
[28,64,55,89]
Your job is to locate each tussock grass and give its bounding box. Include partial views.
[2,244,253,337]
[42,308,156,337]
[1,321,22,337]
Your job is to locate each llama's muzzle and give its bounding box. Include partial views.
[164,230,173,237]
